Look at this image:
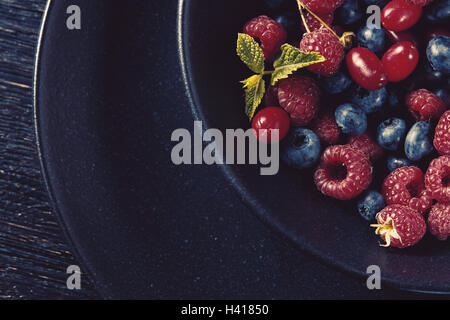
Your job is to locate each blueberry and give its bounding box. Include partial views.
[351,86,387,114]
[335,103,367,135]
[433,88,450,102]
[319,71,352,94]
[264,0,285,9]
[387,156,412,172]
[363,0,389,6]
[281,128,321,170]
[404,122,434,161]
[424,61,445,82]
[357,26,386,54]
[357,191,386,221]
[336,0,363,25]
[427,36,450,75]
[388,89,401,108]
[274,12,298,32]
[376,118,407,151]
[425,0,450,23]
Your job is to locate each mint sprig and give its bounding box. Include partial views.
[236,34,324,120]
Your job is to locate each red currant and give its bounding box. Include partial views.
[252,107,290,143]
[386,29,420,49]
[381,0,422,32]
[346,48,388,91]
[382,41,419,82]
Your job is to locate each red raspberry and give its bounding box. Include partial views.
[347,131,384,162]
[406,89,446,121]
[371,204,426,248]
[428,202,450,241]
[300,28,344,77]
[277,75,320,127]
[301,0,345,14]
[434,110,450,156]
[405,0,433,6]
[243,16,287,61]
[425,155,450,203]
[310,108,340,145]
[265,85,279,107]
[301,11,334,33]
[382,166,432,214]
[314,145,373,200]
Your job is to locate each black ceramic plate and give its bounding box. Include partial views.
[34,0,450,298]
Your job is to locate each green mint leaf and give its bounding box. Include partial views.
[241,74,265,120]
[271,44,325,86]
[236,33,265,74]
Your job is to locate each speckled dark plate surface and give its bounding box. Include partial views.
[34,0,450,298]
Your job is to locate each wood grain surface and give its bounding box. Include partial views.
[0,0,99,299]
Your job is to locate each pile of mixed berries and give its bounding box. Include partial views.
[239,0,449,248]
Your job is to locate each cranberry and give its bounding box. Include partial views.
[381,0,422,32]
[252,107,290,143]
[382,41,419,82]
[386,29,420,49]
[346,48,388,91]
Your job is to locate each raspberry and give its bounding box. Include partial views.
[243,16,287,61]
[265,85,279,107]
[425,155,450,203]
[428,202,450,241]
[382,166,432,214]
[301,0,345,14]
[434,110,450,156]
[301,11,334,32]
[310,108,340,145]
[347,131,384,162]
[277,75,320,126]
[314,145,373,200]
[405,0,433,6]
[300,28,345,77]
[406,89,446,121]
[371,204,426,248]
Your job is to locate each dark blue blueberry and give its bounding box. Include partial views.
[351,86,387,114]
[335,103,367,135]
[281,128,321,170]
[387,156,412,172]
[388,88,401,108]
[364,0,389,6]
[427,36,450,75]
[336,0,363,25]
[357,26,386,54]
[425,0,450,23]
[264,0,285,9]
[376,118,407,151]
[433,87,450,102]
[424,61,445,82]
[404,122,434,161]
[274,12,298,32]
[320,71,352,94]
[357,191,386,221]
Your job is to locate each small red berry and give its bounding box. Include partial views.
[301,11,334,33]
[372,204,426,248]
[381,0,422,32]
[252,107,291,143]
[346,48,388,90]
[347,131,384,162]
[405,0,433,6]
[277,76,321,127]
[406,89,446,121]
[382,41,419,82]
[425,155,450,203]
[243,16,287,61]
[314,145,373,200]
[382,166,432,214]
[301,0,345,14]
[300,28,344,77]
[434,110,450,156]
[386,29,421,49]
[310,108,340,145]
[428,202,450,241]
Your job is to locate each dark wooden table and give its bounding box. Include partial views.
[0,0,99,299]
